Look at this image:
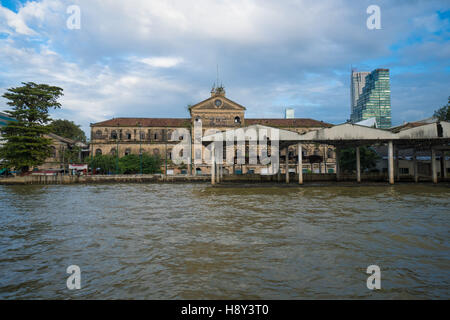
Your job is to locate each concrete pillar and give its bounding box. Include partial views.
[285,148,289,184]
[388,141,394,185]
[277,154,281,182]
[440,151,446,179]
[395,147,400,181]
[216,163,220,183]
[211,144,215,185]
[335,146,341,181]
[431,148,437,184]
[443,152,448,179]
[298,143,303,185]
[356,146,361,183]
[413,149,419,183]
[187,157,191,176]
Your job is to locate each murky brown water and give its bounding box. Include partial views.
[0,183,449,299]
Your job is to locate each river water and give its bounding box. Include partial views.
[0,183,448,299]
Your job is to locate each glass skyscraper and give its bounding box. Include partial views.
[350,68,392,129]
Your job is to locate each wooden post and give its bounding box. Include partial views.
[356,146,361,183]
[298,143,303,185]
[388,141,394,185]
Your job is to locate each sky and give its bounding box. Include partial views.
[0,0,449,137]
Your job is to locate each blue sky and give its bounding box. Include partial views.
[0,0,449,136]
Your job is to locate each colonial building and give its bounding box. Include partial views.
[90,86,337,174]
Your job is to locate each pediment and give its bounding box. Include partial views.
[189,96,246,112]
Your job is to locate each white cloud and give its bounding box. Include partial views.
[0,6,36,35]
[0,0,449,135]
[139,57,183,68]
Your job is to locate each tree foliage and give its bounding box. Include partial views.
[88,155,116,174]
[88,153,162,174]
[338,147,380,173]
[0,82,63,172]
[48,119,86,142]
[433,96,450,121]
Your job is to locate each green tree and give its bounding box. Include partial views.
[0,82,63,172]
[48,119,87,142]
[433,96,450,121]
[118,153,162,174]
[88,155,116,174]
[338,147,380,173]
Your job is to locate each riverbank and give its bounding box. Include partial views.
[1,172,448,185]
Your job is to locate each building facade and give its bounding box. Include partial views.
[90,87,337,174]
[350,69,370,119]
[351,68,392,129]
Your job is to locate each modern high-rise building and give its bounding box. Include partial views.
[351,68,391,129]
[350,69,370,117]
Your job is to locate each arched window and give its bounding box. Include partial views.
[110,148,116,156]
[95,130,102,138]
[327,148,333,159]
[125,148,131,156]
[111,131,117,139]
[179,150,183,157]
[140,132,145,140]
[95,149,102,156]
[234,116,241,123]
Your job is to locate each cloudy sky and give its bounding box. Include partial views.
[0,0,449,136]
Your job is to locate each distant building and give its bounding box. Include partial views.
[350,69,370,118]
[350,68,392,129]
[285,108,294,119]
[90,86,337,175]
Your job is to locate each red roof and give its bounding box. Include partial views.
[91,117,332,128]
[91,118,191,127]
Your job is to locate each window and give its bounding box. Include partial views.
[154,133,158,140]
[50,146,56,158]
[111,131,117,139]
[399,168,409,174]
[153,148,160,155]
[234,116,241,124]
[110,149,116,156]
[140,132,145,140]
[126,132,132,140]
[327,148,333,159]
[95,149,102,156]
[125,148,131,156]
[95,130,102,138]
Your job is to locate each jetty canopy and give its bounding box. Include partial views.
[202,124,303,149]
